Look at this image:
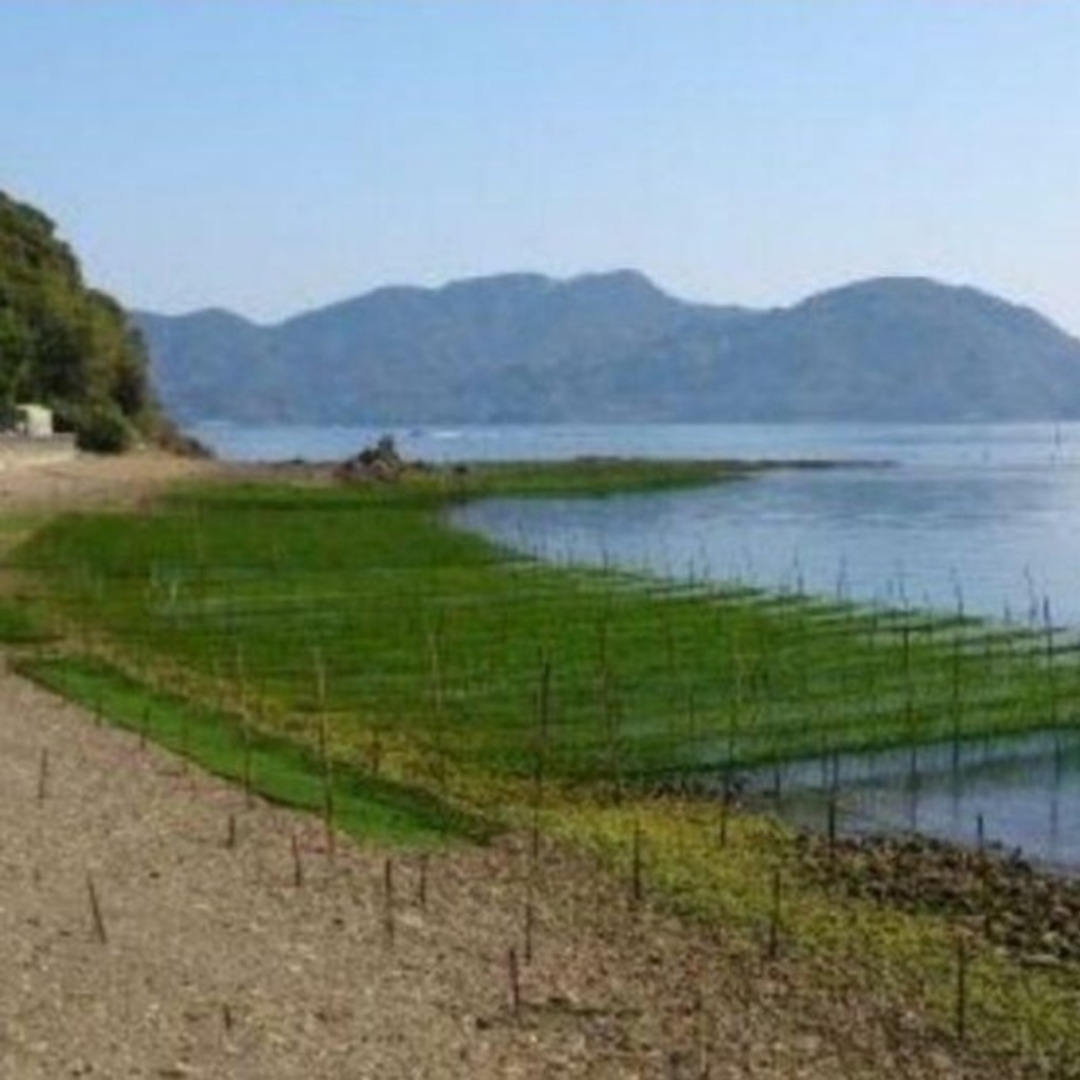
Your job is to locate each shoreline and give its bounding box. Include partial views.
[1,448,1076,1076]
[795,828,1080,968]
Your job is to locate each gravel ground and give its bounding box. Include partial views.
[0,452,1018,1078]
[0,446,220,512]
[0,665,1006,1080]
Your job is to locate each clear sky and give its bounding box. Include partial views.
[2,2,1078,330]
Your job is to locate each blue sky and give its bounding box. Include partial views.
[3,2,1079,330]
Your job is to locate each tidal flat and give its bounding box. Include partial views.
[5,455,1080,1075]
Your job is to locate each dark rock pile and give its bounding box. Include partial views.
[334,435,427,483]
[795,831,1080,967]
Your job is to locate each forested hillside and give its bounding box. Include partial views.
[0,190,165,450]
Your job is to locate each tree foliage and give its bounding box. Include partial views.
[0,189,163,450]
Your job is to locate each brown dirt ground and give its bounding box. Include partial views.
[0,446,223,512]
[0,451,1024,1078]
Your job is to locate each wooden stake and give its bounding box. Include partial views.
[241,710,254,809]
[417,852,429,910]
[37,747,49,804]
[694,989,710,1079]
[508,946,521,1016]
[427,628,448,795]
[180,706,190,774]
[321,767,336,863]
[291,832,304,888]
[369,726,382,776]
[384,857,396,945]
[767,869,782,960]
[530,805,541,869]
[86,873,107,944]
[955,936,969,1043]
[631,820,643,906]
[530,656,551,868]
[719,776,730,848]
[317,708,335,863]
[312,645,327,709]
[524,896,535,965]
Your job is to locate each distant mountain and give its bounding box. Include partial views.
[136,271,1080,425]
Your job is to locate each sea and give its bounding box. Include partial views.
[194,419,1080,627]
[191,419,1080,869]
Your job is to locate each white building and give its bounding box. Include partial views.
[14,403,54,438]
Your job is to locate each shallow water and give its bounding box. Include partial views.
[193,420,1080,868]
[740,730,1080,874]
[194,419,1080,624]
[451,462,1080,629]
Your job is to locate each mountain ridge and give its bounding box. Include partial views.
[136,271,1080,425]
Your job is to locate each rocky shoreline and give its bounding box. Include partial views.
[795,829,1080,967]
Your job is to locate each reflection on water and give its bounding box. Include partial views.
[744,730,1080,873]
[452,461,1080,626]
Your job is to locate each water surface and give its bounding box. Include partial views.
[193,420,1080,624]
[193,420,1080,869]
[744,730,1080,874]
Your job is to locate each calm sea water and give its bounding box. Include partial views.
[192,420,1080,868]
[193,419,1080,627]
[742,731,1080,874]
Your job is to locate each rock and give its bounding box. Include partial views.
[334,435,410,483]
[794,827,1080,967]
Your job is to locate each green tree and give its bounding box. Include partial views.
[0,306,32,424]
[0,189,167,450]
